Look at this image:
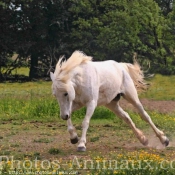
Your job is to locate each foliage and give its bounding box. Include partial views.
[154,0,174,15]
[70,0,174,66]
[1,0,175,81]
[0,0,74,80]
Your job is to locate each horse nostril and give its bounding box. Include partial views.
[65,115,69,120]
[61,114,69,120]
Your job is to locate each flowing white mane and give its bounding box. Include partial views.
[54,50,92,82]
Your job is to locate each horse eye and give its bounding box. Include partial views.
[64,93,68,97]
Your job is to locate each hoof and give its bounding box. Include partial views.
[139,136,149,146]
[142,138,149,146]
[77,146,86,152]
[70,136,79,144]
[164,138,169,147]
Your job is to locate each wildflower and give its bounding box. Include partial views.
[7,161,11,165]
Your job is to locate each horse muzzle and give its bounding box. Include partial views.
[61,114,70,120]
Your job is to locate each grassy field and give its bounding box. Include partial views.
[140,74,175,100]
[0,75,175,174]
[11,67,30,77]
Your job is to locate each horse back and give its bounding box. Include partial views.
[79,61,124,105]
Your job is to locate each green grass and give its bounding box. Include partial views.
[34,138,53,143]
[0,81,57,121]
[11,67,29,76]
[0,75,175,132]
[1,66,29,76]
[48,148,61,155]
[140,74,175,100]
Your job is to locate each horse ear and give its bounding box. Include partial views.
[50,72,55,81]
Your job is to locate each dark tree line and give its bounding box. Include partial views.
[0,0,175,81]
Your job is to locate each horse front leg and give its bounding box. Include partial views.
[77,100,96,152]
[67,102,82,144]
[67,118,79,144]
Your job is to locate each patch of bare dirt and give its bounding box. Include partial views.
[120,99,175,114]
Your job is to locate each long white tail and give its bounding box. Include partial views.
[120,61,147,91]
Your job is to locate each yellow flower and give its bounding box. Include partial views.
[113,170,118,174]
[7,161,11,165]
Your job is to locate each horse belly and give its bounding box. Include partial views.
[97,93,109,105]
[97,75,122,106]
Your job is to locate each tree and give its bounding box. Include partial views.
[0,0,74,80]
[154,0,174,15]
[1,0,175,80]
[0,1,23,80]
[70,0,167,65]
[14,0,74,79]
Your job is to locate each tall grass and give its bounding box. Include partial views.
[140,74,175,100]
[11,67,29,76]
[0,81,57,121]
[0,75,175,123]
[0,75,175,134]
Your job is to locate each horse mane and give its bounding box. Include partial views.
[54,50,92,82]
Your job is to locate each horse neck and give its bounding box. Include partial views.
[70,66,83,93]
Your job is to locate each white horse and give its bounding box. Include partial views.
[50,50,169,152]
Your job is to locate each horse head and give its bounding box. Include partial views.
[50,72,75,120]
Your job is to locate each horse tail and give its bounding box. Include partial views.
[120,61,148,91]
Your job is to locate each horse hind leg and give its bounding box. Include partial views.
[123,88,169,147]
[106,101,148,146]
[134,101,169,146]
